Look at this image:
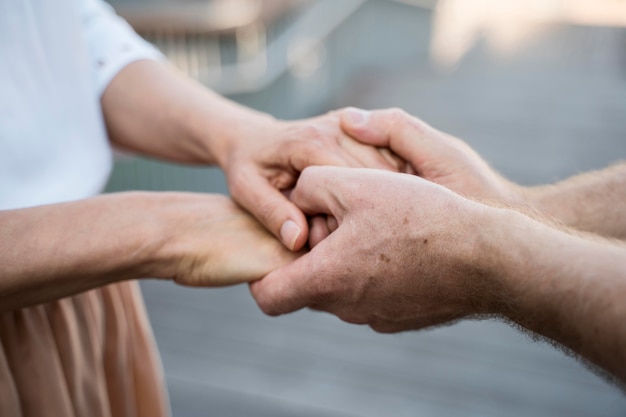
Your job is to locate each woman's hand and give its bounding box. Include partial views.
[215,111,401,251]
[150,193,303,287]
[0,192,300,311]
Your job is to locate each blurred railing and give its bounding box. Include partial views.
[108,0,365,95]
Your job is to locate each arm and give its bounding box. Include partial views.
[490,209,626,384]
[526,164,626,239]
[84,0,397,251]
[340,108,626,239]
[101,61,398,252]
[0,192,299,312]
[250,166,626,384]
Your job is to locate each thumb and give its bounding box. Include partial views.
[250,251,322,316]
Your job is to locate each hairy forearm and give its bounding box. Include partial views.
[101,60,275,166]
[485,209,626,383]
[525,162,626,240]
[0,193,165,311]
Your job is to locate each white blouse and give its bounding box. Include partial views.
[0,0,162,210]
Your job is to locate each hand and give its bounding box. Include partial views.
[217,112,400,251]
[0,192,301,310]
[250,167,498,333]
[151,193,302,287]
[340,108,525,205]
[101,61,399,252]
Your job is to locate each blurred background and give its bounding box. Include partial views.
[104,0,626,415]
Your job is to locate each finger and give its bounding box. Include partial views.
[290,166,352,221]
[308,215,330,248]
[229,168,309,251]
[337,133,400,171]
[378,147,408,172]
[290,114,372,169]
[340,107,447,168]
[326,215,338,233]
[339,107,389,146]
[280,122,393,172]
[195,222,302,288]
[281,139,352,173]
[250,251,326,316]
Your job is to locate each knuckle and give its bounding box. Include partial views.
[388,108,430,135]
[285,137,326,165]
[307,276,339,306]
[298,165,317,181]
[388,107,408,121]
[295,124,324,142]
[385,108,411,133]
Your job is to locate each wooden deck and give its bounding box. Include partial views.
[106,1,626,415]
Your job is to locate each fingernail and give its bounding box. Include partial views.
[344,108,370,126]
[280,220,301,251]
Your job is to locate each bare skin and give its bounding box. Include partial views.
[335,107,626,382]
[339,107,626,239]
[0,192,299,312]
[1,61,397,310]
[250,166,626,385]
[257,107,626,384]
[102,61,397,251]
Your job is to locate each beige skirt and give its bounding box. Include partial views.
[0,281,170,417]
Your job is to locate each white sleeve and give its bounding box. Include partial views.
[82,0,165,96]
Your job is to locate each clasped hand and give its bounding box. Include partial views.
[248,107,527,332]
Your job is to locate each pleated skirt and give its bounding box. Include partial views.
[0,281,170,417]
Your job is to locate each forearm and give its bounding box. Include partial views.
[101,59,276,166]
[525,162,626,239]
[485,209,626,383]
[0,193,165,311]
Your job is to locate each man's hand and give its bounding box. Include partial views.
[340,107,524,205]
[250,166,497,332]
[250,167,626,383]
[340,107,626,239]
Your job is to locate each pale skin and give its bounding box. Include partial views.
[339,107,626,239]
[250,109,626,385]
[0,60,396,311]
[102,61,397,250]
[0,192,300,312]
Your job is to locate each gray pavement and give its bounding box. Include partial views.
[106,1,626,415]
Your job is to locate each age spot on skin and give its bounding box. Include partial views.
[379,253,391,263]
[403,217,409,225]
[423,239,428,244]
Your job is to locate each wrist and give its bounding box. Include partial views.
[522,184,580,231]
[458,204,518,316]
[477,205,589,322]
[184,88,278,167]
[438,202,516,317]
[128,192,197,280]
[103,192,175,280]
